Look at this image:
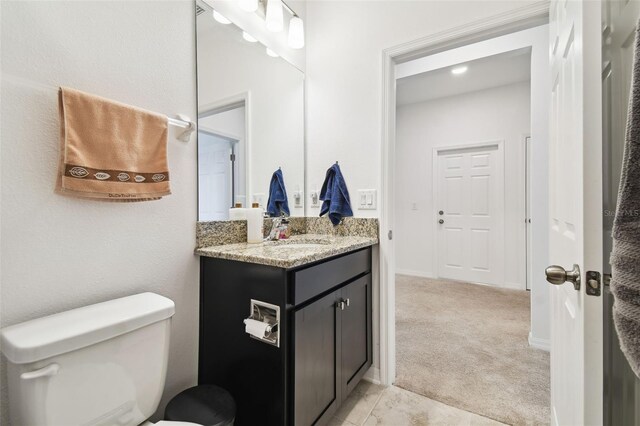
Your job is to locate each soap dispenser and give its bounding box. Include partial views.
[247,202,264,243]
[229,203,247,221]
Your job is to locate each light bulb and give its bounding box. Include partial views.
[238,0,258,12]
[266,48,279,58]
[213,10,231,25]
[243,31,258,43]
[288,16,304,49]
[265,0,283,32]
[451,66,468,75]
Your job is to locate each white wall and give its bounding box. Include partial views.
[304,1,542,216]
[396,81,531,289]
[0,1,198,423]
[200,107,248,211]
[197,14,305,215]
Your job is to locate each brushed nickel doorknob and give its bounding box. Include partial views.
[545,264,581,290]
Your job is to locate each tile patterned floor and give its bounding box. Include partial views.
[330,381,506,426]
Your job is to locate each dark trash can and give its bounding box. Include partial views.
[165,384,236,426]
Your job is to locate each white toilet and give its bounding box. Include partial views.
[0,292,200,426]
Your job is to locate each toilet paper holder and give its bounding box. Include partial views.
[245,299,280,347]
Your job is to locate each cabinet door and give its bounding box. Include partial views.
[340,274,372,398]
[294,290,340,425]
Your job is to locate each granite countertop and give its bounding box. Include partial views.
[195,233,378,269]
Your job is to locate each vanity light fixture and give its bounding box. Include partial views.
[266,47,279,58]
[451,65,468,75]
[238,0,259,13]
[213,10,232,24]
[243,31,258,43]
[265,0,284,32]
[287,16,304,49]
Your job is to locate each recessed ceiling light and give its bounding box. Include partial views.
[213,10,231,24]
[266,48,279,58]
[451,66,468,75]
[243,31,257,43]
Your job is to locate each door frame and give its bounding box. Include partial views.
[199,92,251,208]
[379,2,549,386]
[431,140,506,287]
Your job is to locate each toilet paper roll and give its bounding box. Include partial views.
[244,318,270,339]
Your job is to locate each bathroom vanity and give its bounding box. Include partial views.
[198,237,374,426]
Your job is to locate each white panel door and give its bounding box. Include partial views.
[198,133,232,221]
[548,0,603,424]
[436,143,504,286]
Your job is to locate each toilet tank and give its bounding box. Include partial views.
[0,292,175,426]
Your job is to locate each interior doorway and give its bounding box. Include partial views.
[387,22,551,426]
[198,101,247,220]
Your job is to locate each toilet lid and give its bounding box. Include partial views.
[155,421,201,426]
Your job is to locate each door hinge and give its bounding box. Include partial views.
[230,153,236,162]
[388,230,393,240]
[586,271,601,296]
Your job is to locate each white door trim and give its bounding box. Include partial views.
[199,91,252,206]
[431,140,506,287]
[379,1,549,386]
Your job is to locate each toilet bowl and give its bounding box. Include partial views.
[0,293,201,426]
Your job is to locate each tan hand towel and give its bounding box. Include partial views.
[56,87,170,202]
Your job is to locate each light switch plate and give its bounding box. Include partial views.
[309,190,320,208]
[293,191,303,208]
[357,189,377,210]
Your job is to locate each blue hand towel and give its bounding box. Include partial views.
[319,163,353,226]
[266,169,290,217]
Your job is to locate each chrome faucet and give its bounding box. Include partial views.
[265,215,289,241]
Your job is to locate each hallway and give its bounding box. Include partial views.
[395,275,550,425]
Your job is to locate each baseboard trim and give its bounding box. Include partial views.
[395,269,433,278]
[528,332,550,352]
[503,281,526,291]
[363,367,381,384]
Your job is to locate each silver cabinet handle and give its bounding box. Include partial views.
[21,363,59,380]
[345,298,350,307]
[336,300,345,310]
[545,264,581,290]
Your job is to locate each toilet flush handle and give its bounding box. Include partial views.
[21,363,60,380]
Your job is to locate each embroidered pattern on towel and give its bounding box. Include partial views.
[64,164,169,183]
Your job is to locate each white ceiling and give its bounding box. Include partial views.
[396,48,531,106]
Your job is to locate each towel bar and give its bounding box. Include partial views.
[5,75,196,142]
[168,114,196,142]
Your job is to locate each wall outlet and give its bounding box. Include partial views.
[293,190,303,208]
[357,189,377,210]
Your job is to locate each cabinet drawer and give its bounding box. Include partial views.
[292,248,371,305]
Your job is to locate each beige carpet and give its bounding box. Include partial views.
[395,275,550,426]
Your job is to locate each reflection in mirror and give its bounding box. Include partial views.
[196,2,305,221]
[198,103,247,221]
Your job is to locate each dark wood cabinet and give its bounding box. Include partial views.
[340,276,372,397]
[294,290,340,426]
[293,275,373,425]
[199,247,373,426]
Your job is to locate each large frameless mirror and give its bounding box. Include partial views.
[196,1,305,221]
